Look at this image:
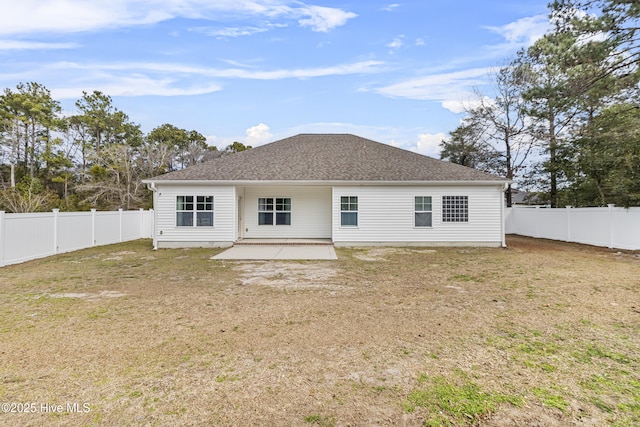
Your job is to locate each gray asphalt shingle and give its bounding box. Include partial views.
[148,134,506,182]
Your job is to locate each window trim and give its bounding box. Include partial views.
[258,197,291,226]
[414,196,433,228]
[258,197,274,226]
[442,195,469,223]
[340,196,358,227]
[176,195,214,227]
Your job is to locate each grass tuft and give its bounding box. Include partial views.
[533,387,569,412]
[304,414,335,426]
[405,373,523,426]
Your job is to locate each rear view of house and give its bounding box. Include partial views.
[143,134,509,248]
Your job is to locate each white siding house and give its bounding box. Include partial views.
[144,134,509,248]
[153,185,236,247]
[331,185,505,246]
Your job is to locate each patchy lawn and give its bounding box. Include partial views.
[0,236,638,426]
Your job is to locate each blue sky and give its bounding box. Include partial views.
[0,0,551,156]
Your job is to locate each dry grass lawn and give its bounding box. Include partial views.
[0,236,639,426]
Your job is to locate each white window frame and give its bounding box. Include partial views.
[176,195,214,227]
[258,197,291,226]
[414,196,433,227]
[340,196,358,227]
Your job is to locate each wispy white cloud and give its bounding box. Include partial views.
[48,59,385,80]
[0,1,169,35]
[190,22,288,38]
[386,36,404,50]
[485,14,550,52]
[371,67,492,113]
[297,5,357,32]
[381,4,400,12]
[218,58,260,68]
[368,14,549,114]
[18,59,384,99]
[209,59,384,79]
[191,26,270,38]
[0,40,79,50]
[0,0,356,36]
[51,76,222,99]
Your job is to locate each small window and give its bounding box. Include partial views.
[258,197,291,225]
[176,195,214,227]
[196,196,214,226]
[415,196,432,227]
[275,198,291,225]
[258,197,274,225]
[176,196,194,226]
[442,195,468,222]
[341,196,358,226]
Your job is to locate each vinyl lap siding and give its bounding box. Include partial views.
[151,184,503,246]
[332,186,503,245]
[155,185,235,245]
[243,186,331,239]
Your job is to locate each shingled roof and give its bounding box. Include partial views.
[147,134,506,183]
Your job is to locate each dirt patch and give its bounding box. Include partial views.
[0,236,638,426]
[351,247,405,261]
[46,291,127,299]
[103,250,138,261]
[234,261,342,290]
[352,247,438,261]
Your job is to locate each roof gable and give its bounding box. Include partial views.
[148,134,506,183]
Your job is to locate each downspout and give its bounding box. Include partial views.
[501,183,508,248]
[146,182,158,250]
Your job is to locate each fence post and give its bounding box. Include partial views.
[139,208,144,239]
[0,211,5,267]
[608,204,615,249]
[566,206,572,243]
[91,209,97,246]
[119,208,123,243]
[52,209,60,254]
[535,206,540,238]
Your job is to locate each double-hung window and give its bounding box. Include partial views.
[176,196,214,227]
[258,198,274,225]
[340,196,358,226]
[414,196,432,227]
[258,197,291,225]
[275,198,291,225]
[442,195,468,222]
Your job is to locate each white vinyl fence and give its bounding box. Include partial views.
[0,209,154,267]
[506,205,640,250]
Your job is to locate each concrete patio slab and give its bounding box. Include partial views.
[211,245,337,260]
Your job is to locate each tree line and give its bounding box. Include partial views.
[440,0,639,207]
[2,0,637,212]
[0,87,251,212]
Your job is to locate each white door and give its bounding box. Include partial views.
[237,196,244,240]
